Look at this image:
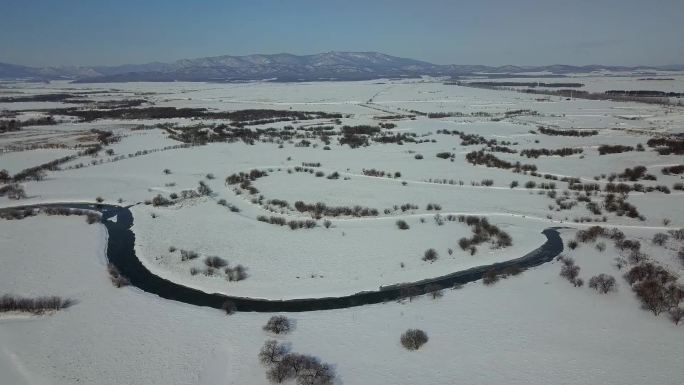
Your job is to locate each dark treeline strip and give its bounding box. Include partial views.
[458,82,683,106]
[463,81,584,88]
[0,116,56,133]
[0,93,78,103]
[605,90,684,97]
[538,126,598,137]
[47,107,342,123]
[520,147,583,158]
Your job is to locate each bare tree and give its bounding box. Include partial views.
[589,274,617,293]
[263,315,292,334]
[425,283,443,299]
[259,340,287,366]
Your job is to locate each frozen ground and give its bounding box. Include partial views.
[1,77,683,384]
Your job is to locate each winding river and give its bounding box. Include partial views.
[3,203,564,312]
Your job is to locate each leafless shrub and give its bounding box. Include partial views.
[422,248,438,262]
[226,264,248,281]
[595,242,606,252]
[559,256,582,286]
[670,307,683,325]
[204,256,228,269]
[180,249,199,261]
[396,219,409,230]
[107,263,130,288]
[222,300,237,315]
[400,329,429,350]
[483,269,500,285]
[85,212,101,224]
[652,232,669,246]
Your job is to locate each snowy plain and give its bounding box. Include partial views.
[1,77,683,384]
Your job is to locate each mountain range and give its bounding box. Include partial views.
[1,51,682,83]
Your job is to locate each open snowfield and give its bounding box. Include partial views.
[1,77,683,384]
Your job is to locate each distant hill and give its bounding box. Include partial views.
[1,51,682,83]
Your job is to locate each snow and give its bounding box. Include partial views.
[1,77,683,384]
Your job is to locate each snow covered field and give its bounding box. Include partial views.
[1,77,683,384]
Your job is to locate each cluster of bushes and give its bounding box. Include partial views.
[11,155,78,182]
[568,182,600,192]
[661,164,684,175]
[482,265,524,285]
[0,294,74,314]
[362,168,401,178]
[107,263,130,288]
[618,166,656,181]
[457,215,513,254]
[225,265,248,281]
[259,340,335,385]
[465,151,537,173]
[558,256,583,287]
[436,152,454,159]
[226,169,268,185]
[520,147,583,158]
[0,183,27,199]
[0,205,101,224]
[601,181,669,195]
[426,203,442,210]
[625,262,683,321]
[256,215,317,230]
[647,137,684,155]
[425,178,465,186]
[487,145,517,153]
[396,220,409,230]
[338,125,383,148]
[180,249,199,261]
[537,127,598,137]
[373,132,422,145]
[598,144,634,155]
[603,194,643,219]
[204,256,228,269]
[294,200,379,218]
[436,129,501,147]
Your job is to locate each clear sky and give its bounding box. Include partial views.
[1,0,682,67]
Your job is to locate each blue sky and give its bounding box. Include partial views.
[1,0,682,67]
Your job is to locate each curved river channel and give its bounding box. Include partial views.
[3,203,564,312]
